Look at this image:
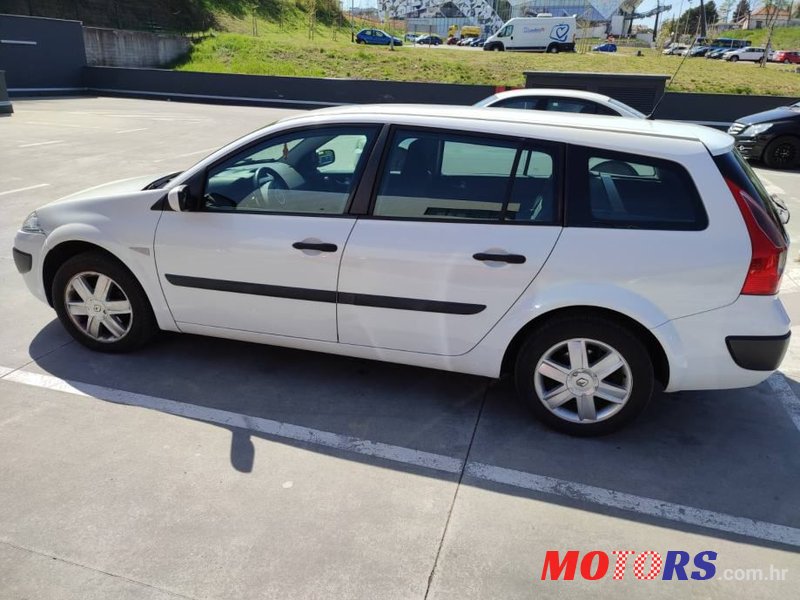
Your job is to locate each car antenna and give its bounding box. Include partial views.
[647,20,703,120]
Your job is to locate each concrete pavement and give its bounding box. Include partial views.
[1,97,798,599]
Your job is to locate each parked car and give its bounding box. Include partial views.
[592,42,617,52]
[404,32,421,42]
[728,100,800,169]
[470,37,486,47]
[705,47,730,59]
[355,29,403,46]
[662,43,687,55]
[475,88,646,118]
[723,47,765,62]
[457,37,476,46]
[13,105,790,435]
[415,34,442,45]
[772,50,800,64]
[687,45,712,57]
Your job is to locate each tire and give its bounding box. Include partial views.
[763,136,800,169]
[729,55,739,62]
[547,44,559,54]
[514,316,654,436]
[784,58,791,64]
[52,252,157,353]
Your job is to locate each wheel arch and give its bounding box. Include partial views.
[42,241,128,306]
[500,305,670,388]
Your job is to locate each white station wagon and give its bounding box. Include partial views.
[13,105,791,435]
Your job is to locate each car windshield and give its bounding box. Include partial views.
[608,98,646,118]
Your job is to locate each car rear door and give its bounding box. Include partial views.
[337,127,563,356]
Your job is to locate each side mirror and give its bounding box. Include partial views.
[317,148,336,168]
[167,185,190,212]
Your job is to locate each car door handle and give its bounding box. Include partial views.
[293,241,338,252]
[473,252,526,264]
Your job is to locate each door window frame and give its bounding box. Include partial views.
[354,124,565,226]
[179,123,384,218]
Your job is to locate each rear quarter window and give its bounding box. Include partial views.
[566,146,708,231]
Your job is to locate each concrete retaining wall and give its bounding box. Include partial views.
[83,27,190,68]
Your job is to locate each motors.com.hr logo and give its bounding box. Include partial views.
[541,550,789,582]
[541,550,716,581]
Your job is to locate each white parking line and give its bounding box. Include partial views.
[767,373,800,433]
[17,140,63,149]
[466,463,800,547]
[0,183,50,197]
[116,128,148,134]
[1,366,799,547]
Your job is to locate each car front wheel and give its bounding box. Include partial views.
[514,316,654,436]
[52,252,157,353]
[763,135,800,169]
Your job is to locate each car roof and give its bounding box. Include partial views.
[291,104,733,155]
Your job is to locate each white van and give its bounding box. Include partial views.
[484,14,576,53]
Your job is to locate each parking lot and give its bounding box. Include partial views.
[1,96,799,599]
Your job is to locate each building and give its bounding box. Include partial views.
[380,0,644,35]
[738,6,792,30]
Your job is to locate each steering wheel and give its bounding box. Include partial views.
[252,166,289,209]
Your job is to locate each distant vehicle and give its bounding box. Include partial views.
[592,42,617,53]
[687,45,712,57]
[470,37,486,47]
[416,34,442,45]
[457,37,476,46]
[355,29,403,46]
[475,88,646,118]
[448,24,482,40]
[404,32,421,42]
[772,50,800,64]
[705,47,730,59]
[728,100,800,169]
[663,44,687,55]
[723,47,765,62]
[484,14,577,53]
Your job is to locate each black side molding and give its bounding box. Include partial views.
[12,247,32,274]
[726,333,791,371]
[165,274,486,315]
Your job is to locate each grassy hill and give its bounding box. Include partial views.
[725,26,800,50]
[176,18,800,96]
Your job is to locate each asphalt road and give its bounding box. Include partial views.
[1,97,799,600]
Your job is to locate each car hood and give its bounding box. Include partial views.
[57,173,179,202]
[739,105,800,125]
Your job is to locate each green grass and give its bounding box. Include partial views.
[724,26,800,50]
[175,20,800,96]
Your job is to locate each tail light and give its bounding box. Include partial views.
[726,178,787,295]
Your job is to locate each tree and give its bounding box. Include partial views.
[675,0,719,35]
[731,0,750,22]
[718,0,735,21]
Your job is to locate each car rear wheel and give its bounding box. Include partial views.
[514,316,654,436]
[729,55,739,62]
[53,252,157,353]
[547,44,559,53]
[763,136,800,169]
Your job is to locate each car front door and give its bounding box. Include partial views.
[337,127,564,356]
[154,125,380,341]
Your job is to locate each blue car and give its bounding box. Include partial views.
[592,42,617,53]
[356,29,403,46]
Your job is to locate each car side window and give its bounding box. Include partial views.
[567,146,708,230]
[544,98,597,114]
[493,97,540,110]
[204,126,378,215]
[373,129,560,224]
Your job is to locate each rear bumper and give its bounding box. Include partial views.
[726,333,791,371]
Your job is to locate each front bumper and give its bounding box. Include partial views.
[12,230,48,304]
[733,136,768,160]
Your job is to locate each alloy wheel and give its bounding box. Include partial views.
[534,338,632,424]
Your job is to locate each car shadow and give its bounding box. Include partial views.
[26,322,800,551]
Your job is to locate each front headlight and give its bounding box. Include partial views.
[743,123,773,136]
[21,211,44,234]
